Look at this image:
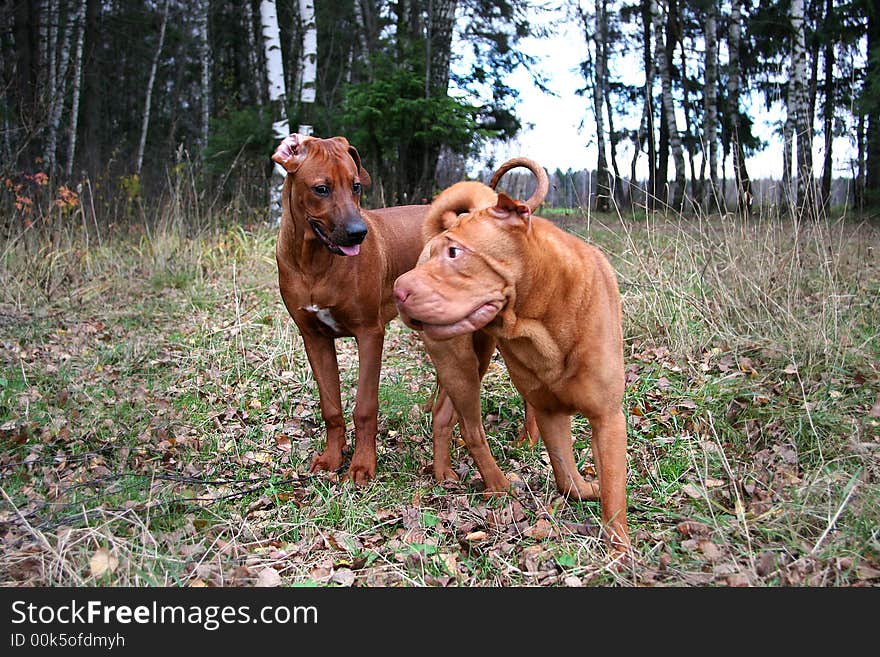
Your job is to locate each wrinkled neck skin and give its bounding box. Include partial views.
[484,224,573,372]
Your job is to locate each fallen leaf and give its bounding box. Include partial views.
[681,483,703,499]
[869,395,880,418]
[699,541,722,560]
[275,434,291,452]
[523,518,553,540]
[563,575,583,587]
[89,548,119,578]
[255,567,282,587]
[464,530,487,542]
[676,520,710,538]
[330,568,355,587]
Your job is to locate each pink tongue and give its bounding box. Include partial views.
[339,244,361,256]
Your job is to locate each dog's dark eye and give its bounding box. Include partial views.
[352,182,362,195]
[313,185,330,197]
[448,245,461,259]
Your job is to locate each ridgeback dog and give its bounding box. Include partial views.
[393,172,630,552]
[272,133,429,484]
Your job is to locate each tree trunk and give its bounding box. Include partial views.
[606,91,623,204]
[864,0,880,198]
[297,0,317,134]
[198,0,210,155]
[639,0,655,210]
[65,0,87,178]
[791,0,816,219]
[782,74,796,211]
[704,0,720,211]
[820,0,834,209]
[260,0,290,221]
[243,0,263,106]
[82,0,102,179]
[136,0,169,176]
[727,0,752,213]
[652,0,685,211]
[45,0,76,174]
[14,0,38,165]
[590,0,611,211]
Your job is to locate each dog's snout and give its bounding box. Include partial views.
[394,284,409,304]
[344,218,368,245]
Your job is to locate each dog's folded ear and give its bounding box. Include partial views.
[492,193,532,231]
[424,181,498,242]
[272,133,312,174]
[347,144,372,187]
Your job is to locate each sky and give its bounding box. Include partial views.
[459,7,860,182]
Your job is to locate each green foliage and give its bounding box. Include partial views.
[204,107,274,178]
[342,67,485,159]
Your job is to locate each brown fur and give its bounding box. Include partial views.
[394,181,630,552]
[273,134,427,483]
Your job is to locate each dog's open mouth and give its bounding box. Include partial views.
[309,219,362,257]
[400,300,502,340]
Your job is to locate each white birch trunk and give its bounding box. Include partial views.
[260,0,290,221]
[136,0,170,175]
[651,0,685,210]
[198,0,210,155]
[65,0,87,178]
[298,0,317,135]
[45,0,75,173]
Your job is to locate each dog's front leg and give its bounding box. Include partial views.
[347,328,384,484]
[425,335,509,495]
[301,331,346,474]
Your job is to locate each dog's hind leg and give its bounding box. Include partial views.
[533,409,600,501]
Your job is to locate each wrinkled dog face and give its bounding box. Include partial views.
[394,192,531,341]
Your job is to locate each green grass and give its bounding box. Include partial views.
[0,205,877,587]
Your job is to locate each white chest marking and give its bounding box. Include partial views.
[304,305,341,333]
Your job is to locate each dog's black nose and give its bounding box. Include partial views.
[344,221,368,245]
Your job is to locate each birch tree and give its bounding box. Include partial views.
[261,0,290,220]
[651,0,685,211]
[45,2,78,174]
[65,0,87,178]
[297,0,317,135]
[136,0,169,175]
[790,0,816,218]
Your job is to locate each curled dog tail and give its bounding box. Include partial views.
[488,157,549,212]
[423,181,497,242]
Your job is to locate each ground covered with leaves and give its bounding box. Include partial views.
[1,210,878,586]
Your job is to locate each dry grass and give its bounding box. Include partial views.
[1,194,878,587]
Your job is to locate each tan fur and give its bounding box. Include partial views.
[394,181,630,552]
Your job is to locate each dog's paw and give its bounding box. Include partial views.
[433,464,460,483]
[344,461,376,486]
[309,451,344,474]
